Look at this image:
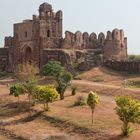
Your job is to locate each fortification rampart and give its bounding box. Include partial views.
[104,60,140,73]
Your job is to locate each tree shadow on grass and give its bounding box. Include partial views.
[45,135,69,140]
[0,101,30,117]
[108,134,126,140]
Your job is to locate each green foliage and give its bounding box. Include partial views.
[23,79,37,111]
[128,55,140,61]
[42,61,64,79]
[87,91,99,124]
[71,86,77,96]
[42,61,73,100]
[9,83,24,103]
[115,95,140,136]
[74,96,86,106]
[23,79,37,95]
[87,91,99,110]
[57,72,73,100]
[34,85,59,111]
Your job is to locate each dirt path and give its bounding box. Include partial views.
[73,80,140,100]
[0,83,140,140]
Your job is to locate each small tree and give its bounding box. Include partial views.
[35,85,59,111]
[87,91,99,124]
[23,79,37,112]
[57,72,72,100]
[115,95,140,136]
[42,61,73,100]
[42,61,64,80]
[9,83,24,104]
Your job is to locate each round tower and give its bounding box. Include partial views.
[103,29,128,61]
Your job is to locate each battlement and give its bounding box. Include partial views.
[4,36,14,48]
[0,2,128,72]
[63,31,105,49]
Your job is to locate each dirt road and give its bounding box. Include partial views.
[73,80,140,100]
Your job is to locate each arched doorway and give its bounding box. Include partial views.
[25,47,32,63]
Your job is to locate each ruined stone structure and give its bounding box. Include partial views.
[0,2,128,72]
[104,60,140,73]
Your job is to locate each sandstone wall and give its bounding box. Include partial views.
[103,29,127,61]
[104,60,140,73]
[63,31,105,49]
[0,48,9,72]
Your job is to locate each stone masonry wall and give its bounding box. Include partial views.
[104,60,140,73]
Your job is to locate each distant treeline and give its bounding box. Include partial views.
[128,54,140,61]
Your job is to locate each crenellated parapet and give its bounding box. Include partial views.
[63,31,105,49]
[103,29,127,61]
[0,2,128,72]
[4,36,14,48]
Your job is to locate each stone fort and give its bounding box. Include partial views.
[0,2,128,72]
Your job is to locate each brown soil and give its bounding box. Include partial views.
[0,68,140,140]
[77,67,140,86]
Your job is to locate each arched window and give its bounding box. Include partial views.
[47,30,50,37]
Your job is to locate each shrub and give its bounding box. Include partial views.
[71,86,77,96]
[35,85,59,111]
[87,91,99,124]
[9,83,24,103]
[74,96,86,106]
[115,95,140,136]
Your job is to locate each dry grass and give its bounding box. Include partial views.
[77,67,140,86]
[0,76,140,140]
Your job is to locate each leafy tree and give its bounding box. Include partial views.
[57,72,73,100]
[42,61,64,80]
[34,85,59,111]
[42,61,73,100]
[23,79,37,112]
[9,83,24,104]
[115,95,140,136]
[87,91,99,124]
[128,55,140,61]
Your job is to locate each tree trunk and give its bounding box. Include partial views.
[60,92,64,100]
[18,96,20,105]
[29,94,31,116]
[92,109,94,124]
[44,101,49,111]
[122,122,131,136]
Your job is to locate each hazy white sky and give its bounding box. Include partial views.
[0,0,140,54]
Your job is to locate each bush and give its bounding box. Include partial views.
[9,83,25,103]
[71,86,77,96]
[74,96,86,106]
[34,85,59,111]
[115,95,140,136]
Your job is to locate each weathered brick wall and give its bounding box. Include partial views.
[0,2,129,73]
[103,29,127,61]
[0,48,9,72]
[104,60,140,73]
[63,31,105,49]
